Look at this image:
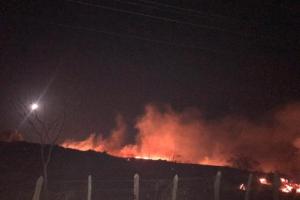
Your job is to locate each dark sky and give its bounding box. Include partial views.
[1,0,299,141]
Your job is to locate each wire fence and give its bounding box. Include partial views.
[3,171,300,200]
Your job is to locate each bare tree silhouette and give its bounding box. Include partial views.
[14,99,65,199]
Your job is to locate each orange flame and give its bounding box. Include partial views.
[259,177,271,185]
[280,183,300,193]
[239,177,300,194]
[61,103,300,175]
[61,105,228,166]
[62,134,105,152]
[279,177,300,194]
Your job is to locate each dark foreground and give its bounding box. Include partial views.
[0,141,298,200]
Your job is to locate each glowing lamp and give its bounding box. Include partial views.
[30,103,39,111]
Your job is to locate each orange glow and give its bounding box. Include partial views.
[198,157,227,166]
[280,184,293,193]
[280,178,288,184]
[278,178,300,194]
[61,103,300,178]
[134,155,170,161]
[62,134,105,152]
[256,177,300,194]
[259,177,271,185]
[238,177,300,194]
[61,105,227,166]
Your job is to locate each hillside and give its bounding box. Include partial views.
[0,141,297,200]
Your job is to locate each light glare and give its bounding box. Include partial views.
[30,103,39,111]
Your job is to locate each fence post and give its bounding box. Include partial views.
[87,175,92,200]
[214,171,222,200]
[172,174,178,200]
[134,173,140,200]
[245,174,253,200]
[273,173,280,200]
[32,176,44,200]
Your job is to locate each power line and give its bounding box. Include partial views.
[43,20,231,55]
[124,0,242,22]
[112,0,241,23]
[65,0,261,39]
[25,16,292,56]
[138,0,293,19]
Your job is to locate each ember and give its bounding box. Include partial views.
[280,183,300,194]
[240,177,300,194]
[279,177,300,194]
[239,183,246,191]
[259,177,271,185]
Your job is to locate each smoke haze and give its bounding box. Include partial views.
[62,102,300,175]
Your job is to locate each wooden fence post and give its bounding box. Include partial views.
[134,173,140,200]
[172,174,178,200]
[87,175,92,200]
[214,171,222,200]
[32,176,44,200]
[245,174,253,200]
[273,173,280,200]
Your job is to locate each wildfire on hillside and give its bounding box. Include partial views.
[61,103,300,177]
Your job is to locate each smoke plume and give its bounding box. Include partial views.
[61,102,300,175]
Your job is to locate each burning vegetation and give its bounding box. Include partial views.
[61,102,300,177]
[239,176,300,194]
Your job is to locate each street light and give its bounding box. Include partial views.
[30,102,39,111]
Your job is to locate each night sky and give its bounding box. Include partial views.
[1,0,299,142]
